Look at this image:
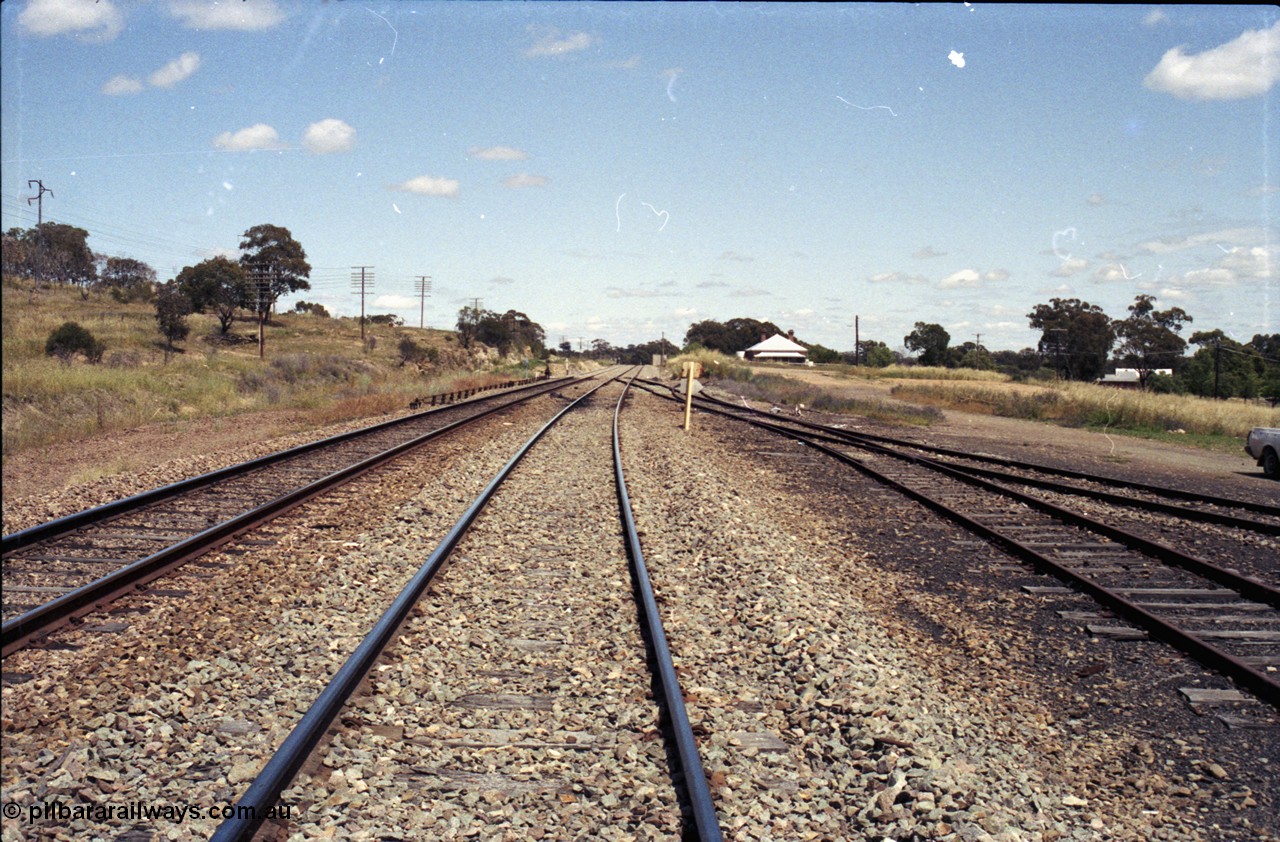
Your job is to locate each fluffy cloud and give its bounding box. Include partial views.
[168,0,284,30]
[938,269,982,289]
[303,119,356,154]
[524,26,596,58]
[1092,264,1130,283]
[391,176,461,198]
[1137,227,1263,254]
[868,271,928,285]
[502,173,549,189]
[102,74,144,95]
[1219,245,1274,279]
[149,52,201,88]
[469,146,529,161]
[19,0,122,40]
[212,124,284,151]
[1050,257,1090,277]
[1144,21,1280,100]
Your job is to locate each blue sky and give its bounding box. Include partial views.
[3,2,1277,353]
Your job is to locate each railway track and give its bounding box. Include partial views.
[210,371,723,840]
[5,372,1278,839]
[646,381,1280,711]
[1,373,589,656]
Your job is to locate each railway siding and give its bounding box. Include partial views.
[617,387,1274,840]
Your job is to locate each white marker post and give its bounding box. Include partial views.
[682,361,702,431]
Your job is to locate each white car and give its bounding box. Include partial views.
[1244,427,1280,480]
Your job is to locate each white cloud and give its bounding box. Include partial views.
[469,146,529,161]
[1086,193,1106,206]
[502,173,549,189]
[489,276,516,286]
[1179,268,1237,288]
[1050,257,1090,277]
[948,50,966,69]
[868,271,928,285]
[1092,264,1130,283]
[212,124,284,151]
[1143,8,1169,27]
[524,26,596,58]
[1219,245,1274,279]
[149,52,201,88]
[1138,227,1263,254]
[1144,21,1280,100]
[19,0,123,41]
[102,74,143,95]
[730,287,771,297]
[303,119,356,154]
[719,251,754,262]
[938,269,982,289]
[168,0,284,31]
[912,245,946,259]
[984,269,1011,283]
[391,176,461,198]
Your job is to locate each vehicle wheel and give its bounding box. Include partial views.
[1264,447,1280,480]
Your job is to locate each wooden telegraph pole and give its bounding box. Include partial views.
[415,275,432,329]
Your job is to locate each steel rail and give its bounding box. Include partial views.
[686,386,1280,519]
[1,375,587,657]
[633,382,1280,708]
[664,388,1280,608]
[209,369,630,842]
[680,386,1280,532]
[2,375,573,554]
[612,375,724,842]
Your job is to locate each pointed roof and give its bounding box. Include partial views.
[745,333,808,354]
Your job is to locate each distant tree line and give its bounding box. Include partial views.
[902,294,1278,399]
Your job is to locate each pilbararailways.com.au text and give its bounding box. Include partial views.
[4,799,292,824]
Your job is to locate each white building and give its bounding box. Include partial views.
[742,333,809,364]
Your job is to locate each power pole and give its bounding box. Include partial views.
[351,266,374,341]
[471,297,483,313]
[415,275,432,329]
[27,180,52,225]
[1213,337,1221,400]
[855,315,860,366]
[250,268,274,359]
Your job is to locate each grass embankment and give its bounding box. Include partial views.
[2,278,533,456]
[891,380,1280,452]
[668,350,944,426]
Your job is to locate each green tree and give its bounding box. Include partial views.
[1182,330,1265,399]
[904,322,951,366]
[5,223,97,286]
[1113,294,1192,389]
[154,281,193,357]
[238,224,311,317]
[865,344,895,367]
[176,257,248,335]
[293,300,331,317]
[1027,297,1114,381]
[684,317,784,355]
[44,321,104,363]
[99,256,157,303]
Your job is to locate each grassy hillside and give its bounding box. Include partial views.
[2,276,537,458]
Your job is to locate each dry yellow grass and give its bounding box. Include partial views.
[2,276,531,457]
[891,380,1279,438]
